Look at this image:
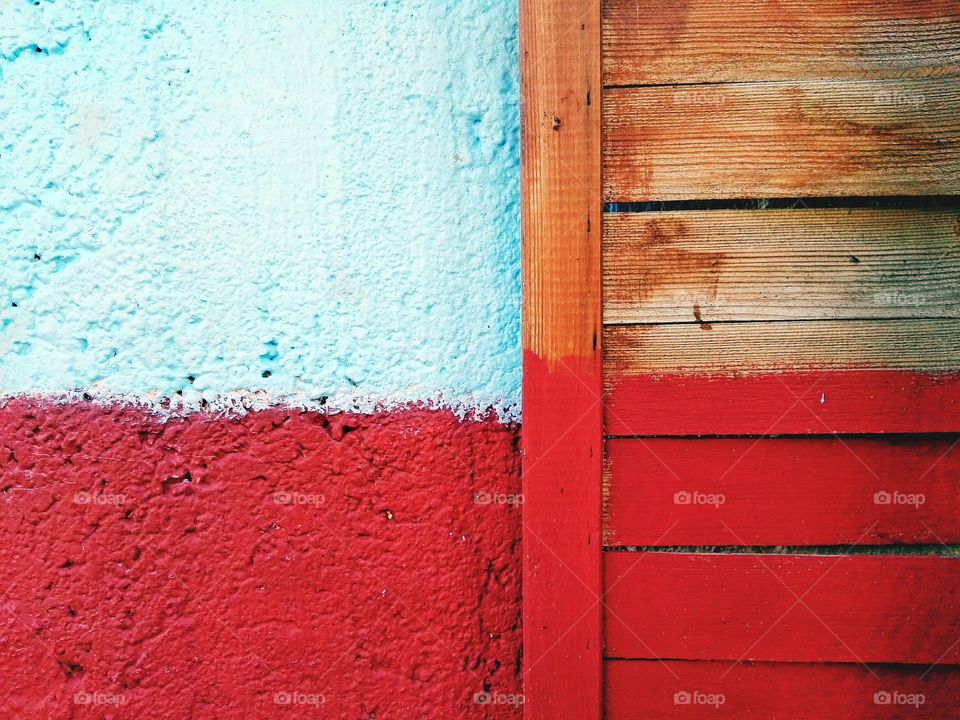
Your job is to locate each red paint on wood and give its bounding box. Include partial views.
[0,400,521,718]
[605,660,960,719]
[606,370,960,436]
[522,352,602,720]
[605,436,960,546]
[604,552,960,664]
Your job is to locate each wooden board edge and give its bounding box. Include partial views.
[520,0,602,718]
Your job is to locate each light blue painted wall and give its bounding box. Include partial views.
[0,0,520,419]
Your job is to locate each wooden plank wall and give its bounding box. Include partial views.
[600,2,960,717]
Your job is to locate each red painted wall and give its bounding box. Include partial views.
[0,401,522,718]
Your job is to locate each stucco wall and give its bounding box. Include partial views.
[0,1,522,717]
[1,0,520,418]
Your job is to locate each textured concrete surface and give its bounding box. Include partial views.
[0,400,522,718]
[0,1,523,717]
[0,0,520,419]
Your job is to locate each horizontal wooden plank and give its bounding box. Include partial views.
[603,78,960,200]
[603,0,960,86]
[606,660,960,719]
[603,209,960,323]
[604,436,960,546]
[605,370,960,435]
[604,552,960,663]
[604,319,960,374]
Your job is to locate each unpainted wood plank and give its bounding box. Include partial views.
[604,319,960,374]
[604,552,960,663]
[606,660,960,719]
[603,77,960,200]
[604,436,960,546]
[520,0,602,717]
[604,370,960,436]
[603,209,960,323]
[603,0,960,86]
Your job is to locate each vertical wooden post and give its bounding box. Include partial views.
[520,0,602,717]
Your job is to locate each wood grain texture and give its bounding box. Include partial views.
[603,0,960,86]
[522,3,601,364]
[604,552,960,664]
[606,660,960,719]
[603,77,960,201]
[605,370,960,436]
[604,436,960,546]
[520,0,602,717]
[604,319,960,374]
[603,209,960,323]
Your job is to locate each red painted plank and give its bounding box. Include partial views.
[604,552,960,664]
[605,370,960,436]
[523,354,603,719]
[604,436,960,546]
[606,660,960,720]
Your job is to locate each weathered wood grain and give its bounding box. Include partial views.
[603,0,960,86]
[520,0,602,717]
[604,436,960,546]
[604,552,960,663]
[605,370,960,436]
[603,209,960,323]
[606,660,960,719]
[603,77,960,200]
[604,319,960,374]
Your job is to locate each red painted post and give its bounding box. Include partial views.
[520,0,603,717]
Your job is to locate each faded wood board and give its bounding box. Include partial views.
[604,552,960,663]
[605,370,960,436]
[604,319,960,374]
[606,660,960,719]
[604,436,960,546]
[603,209,960,323]
[603,77,960,201]
[520,0,602,717]
[603,0,960,86]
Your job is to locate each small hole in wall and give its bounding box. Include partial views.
[262,370,271,378]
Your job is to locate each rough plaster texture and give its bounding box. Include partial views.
[0,0,521,419]
[0,400,522,718]
[0,1,524,717]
